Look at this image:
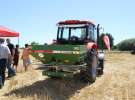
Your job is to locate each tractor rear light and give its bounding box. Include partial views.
[86,42,97,49]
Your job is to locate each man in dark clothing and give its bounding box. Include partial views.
[0,38,11,89]
[6,39,16,78]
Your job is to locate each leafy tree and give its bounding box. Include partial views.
[98,33,105,50]
[116,38,135,51]
[31,41,39,46]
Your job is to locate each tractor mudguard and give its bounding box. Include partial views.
[86,42,98,50]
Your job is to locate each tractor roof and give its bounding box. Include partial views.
[58,20,95,26]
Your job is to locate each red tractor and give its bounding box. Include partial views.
[32,20,110,83]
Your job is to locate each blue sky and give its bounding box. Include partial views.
[0,0,135,46]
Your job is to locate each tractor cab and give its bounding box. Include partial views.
[56,20,97,45]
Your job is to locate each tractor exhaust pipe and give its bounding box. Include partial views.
[97,24,100,47]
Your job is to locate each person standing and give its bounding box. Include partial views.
[0,38,11,88]
[22,44,31,71]
[13,44,20,72]
[6,38,16,78]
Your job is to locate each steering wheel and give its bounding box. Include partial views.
[71,36,78,41]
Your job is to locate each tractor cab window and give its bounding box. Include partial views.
[62,27,69,40]
[88,25,95,42]
[57,27,69,40]
[70,27,86,41]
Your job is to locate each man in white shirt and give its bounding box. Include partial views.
[0,38,11,89]
[6,38,16,77]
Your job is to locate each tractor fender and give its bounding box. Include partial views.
[86,42,98,50]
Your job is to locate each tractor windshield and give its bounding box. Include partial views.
[57,26,87,44]
[57,24,95,44]
[59,27,86,40]
[71,27,86,40]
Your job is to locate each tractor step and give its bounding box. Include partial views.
[42,68,81,78]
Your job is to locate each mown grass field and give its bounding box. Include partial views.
[0,51,135,100]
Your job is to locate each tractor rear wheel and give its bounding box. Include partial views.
[82,50,98,83]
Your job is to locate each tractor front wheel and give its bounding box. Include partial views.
[98,59,104,75]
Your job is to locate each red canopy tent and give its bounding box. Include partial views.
[0,26,19,43]
[0,26,19,37]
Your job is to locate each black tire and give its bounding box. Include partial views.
[131,50,135,55]
[83,49,98,83]
[98,60,104,75]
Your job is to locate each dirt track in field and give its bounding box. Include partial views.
[0,52,135,100]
